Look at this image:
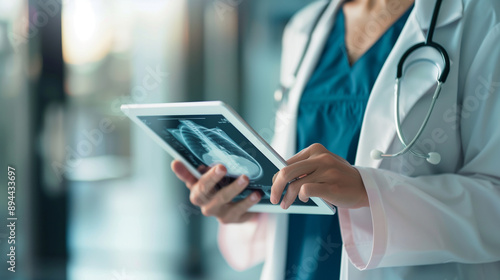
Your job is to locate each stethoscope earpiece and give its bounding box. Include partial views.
[370,149,384,160]
[426,152,441,165]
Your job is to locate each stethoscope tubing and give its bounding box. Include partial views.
[375,0,449,164]
[385,80,443,159]
[397,42,450,83]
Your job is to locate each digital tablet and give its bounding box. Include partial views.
[121,101,335,215]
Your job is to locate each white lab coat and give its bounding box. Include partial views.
[218,0,500,279]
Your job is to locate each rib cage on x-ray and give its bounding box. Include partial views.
[168,120,264,180]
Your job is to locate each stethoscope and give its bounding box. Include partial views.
[274,0,449,165]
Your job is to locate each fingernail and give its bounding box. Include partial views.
[237,176,247,186]
[215,166,224,176]
[251,193,259,202]
[280,200,286,209]
[176,168,186,178]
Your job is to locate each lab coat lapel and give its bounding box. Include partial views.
[355,0,463,168]
[414,0,463,32]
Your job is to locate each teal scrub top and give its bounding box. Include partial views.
[285,5,412,280]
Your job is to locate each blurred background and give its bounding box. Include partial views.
[0,0,312,279]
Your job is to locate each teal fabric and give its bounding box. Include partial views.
[284,5,412,280]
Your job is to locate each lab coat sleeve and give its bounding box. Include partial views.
[338,23,500,270]
[217,213,269,271]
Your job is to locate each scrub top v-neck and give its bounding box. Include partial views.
[285,5,412,280]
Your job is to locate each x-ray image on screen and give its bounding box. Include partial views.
[168,120,263,180]
[137,114,317,206]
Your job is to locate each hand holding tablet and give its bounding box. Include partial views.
[171,160,262,223]
[121,101,335,215]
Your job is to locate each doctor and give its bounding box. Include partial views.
[171,0,500,279]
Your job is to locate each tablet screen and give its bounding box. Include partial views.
[138,114,317,206]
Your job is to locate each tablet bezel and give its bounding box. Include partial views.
[121,101,335,215]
